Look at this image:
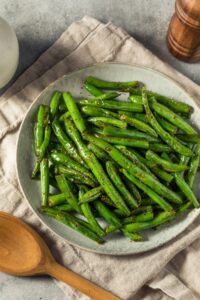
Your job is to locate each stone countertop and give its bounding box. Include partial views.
[0,1,200,299]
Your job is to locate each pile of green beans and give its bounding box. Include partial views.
[32,76,200,244]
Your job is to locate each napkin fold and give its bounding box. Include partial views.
[1,16,200,300]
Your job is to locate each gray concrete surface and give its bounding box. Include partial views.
[0,0,200,299]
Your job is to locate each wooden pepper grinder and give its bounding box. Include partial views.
[167,0,200,62]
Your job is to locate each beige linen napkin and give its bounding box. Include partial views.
[1,16,200,300]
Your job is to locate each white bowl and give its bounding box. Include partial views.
[0,16,19,88]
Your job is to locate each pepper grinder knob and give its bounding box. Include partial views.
[167,0,200,62]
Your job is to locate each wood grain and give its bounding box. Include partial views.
[167,0,200,62]
[0,212,120,300]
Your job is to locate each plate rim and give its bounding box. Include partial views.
[16,62,200,255]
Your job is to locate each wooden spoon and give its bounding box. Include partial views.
[0,212,120,300]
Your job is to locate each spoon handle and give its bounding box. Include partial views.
[46,261,120,300]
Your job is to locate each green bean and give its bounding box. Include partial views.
[122,210,154,224]
[60,116,93,159]
[79,186,105,237]
[85,76,139,90]
[106,214,145,239]
[55,174,81,213]
[163,152,177,164]
[117,146,155,177]
[65,203,101,230]
[118,110,135,118]
[128,95,143,104]
[59,111,71,122]
[180,155,191,177]
[40,158,49,206]
[62,117,88,157]
[160,152,171,161]
[100,195,116,207]
[59,103,68,112]
[149,167,173,184]
[106,161,138,209]
[176,201,192,215]
[63,119,130,215]
[50,91,62,119]
[89,161,130,215]
[130,158,170,184]
[81,92,120,101]
[38,125,51,160]
[130,206,153,215]
[63,92,86,133]
[52,119,85,165]
[48,193,66,207]
[121,230,144,241]
[50,151,95,182]
[62,177,79,193]
[102,223,117,234]
[123,211,154,224]
[128,113,146,121]
[151,100,197,135]
[176,134,200,143]
[81,106,118,118]
[102,125,158,142]
[124,149,146,165]
[142,89,192,157]
[174,173,199,208]
[112,209,126,217]
[84,83,104,97]
[149,92,193,114]
[79,99,143,112]
[79,186,103,204]
[122,170,173,210]
[63,175,93,186]
[90,126,104,135]
[121,87,141,94]
[42,207,104,244]
[187,143,200,188]
[123,148,173,183]
[32,160,40,178]
[34,122,43,156]
[106,213,154,234]
[37,105,49,127]
[57,203,99,232]
[83,133,182,204]
[50,142,68,154]
[54,204,74,212]
[122,176,142,203]
[149,143,172,153]
[129,91,193,114]
[55,165,97,187]
[146,150,188,172]
[154,114,178,134]
[32,119,45,178]
[95,134,149,149]
[140,199,156,206]
[119,114,157,137]
[87,143,110,161]
[132,112,178,134]
[124,210,175,233]
[88,116,127,129]
[94,200,122,228]
[175,145,193,177]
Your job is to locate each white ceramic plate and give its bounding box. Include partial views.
[16,63,200,255]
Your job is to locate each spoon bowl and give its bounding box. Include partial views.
[0,212,120,300]
[0,212,51,275]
